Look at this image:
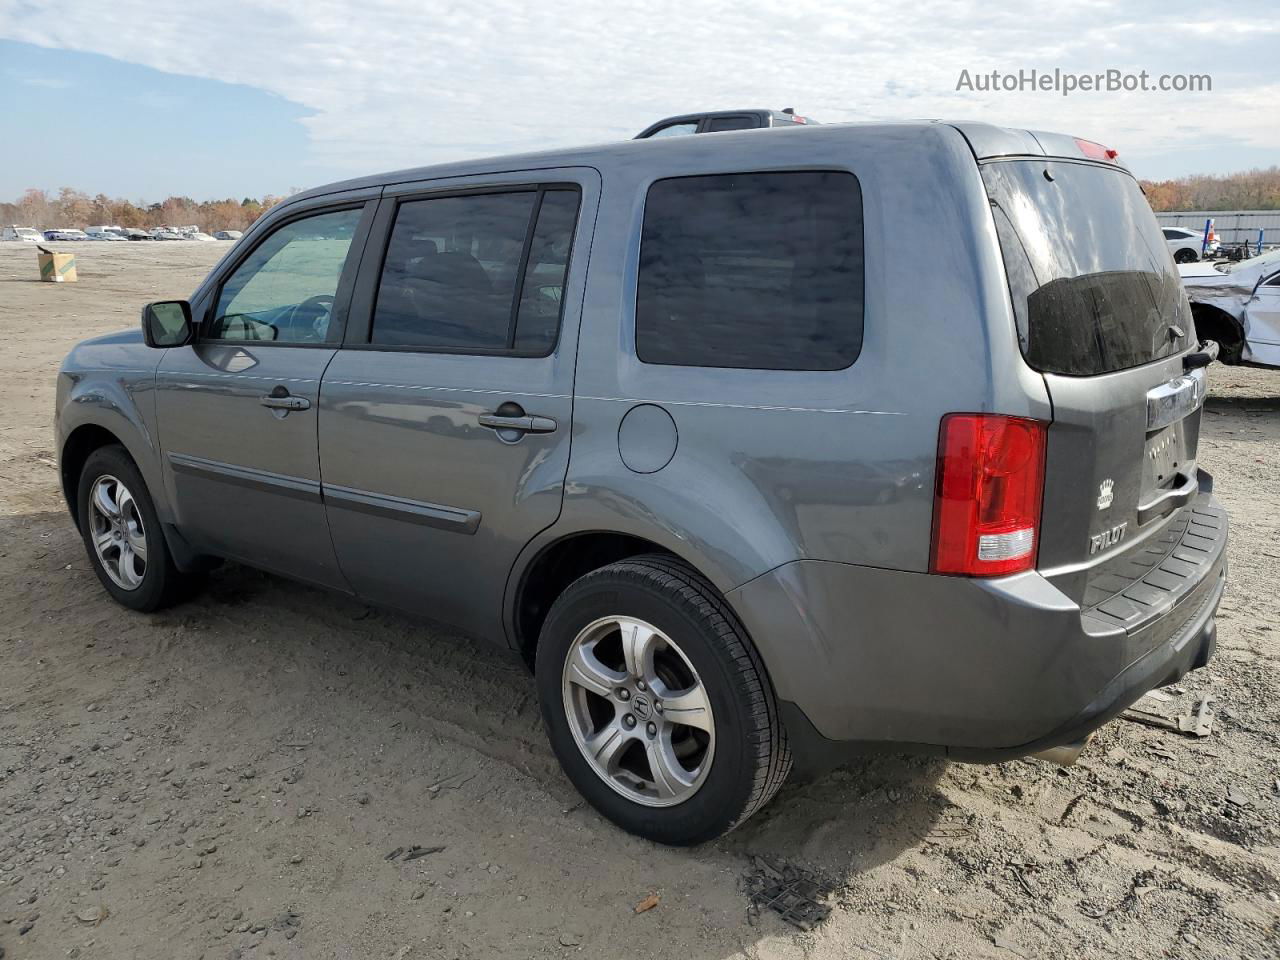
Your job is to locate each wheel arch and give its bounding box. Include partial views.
[57,372,170,530]
[1190,301,1246,364]
[506,530,683,666]
[60,423,134,529]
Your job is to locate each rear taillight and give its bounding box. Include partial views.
[930,414,1047,577]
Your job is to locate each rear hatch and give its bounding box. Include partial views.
[981,156,1218,614]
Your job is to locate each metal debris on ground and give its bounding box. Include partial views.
[1178,697,1214,737]
[1226,786,1251,807]
[386,844,445,862]
[403,844,446,861]
[745,856,833,931]
[1120,695,1214,738]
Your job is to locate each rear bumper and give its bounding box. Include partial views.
[728,492,1228,775]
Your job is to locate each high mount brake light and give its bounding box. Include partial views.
[930,414,1047,577]
[1075,138,1119,162]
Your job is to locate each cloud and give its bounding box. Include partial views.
[0,0,1276,180]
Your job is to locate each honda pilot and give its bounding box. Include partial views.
[55,121,1228,845]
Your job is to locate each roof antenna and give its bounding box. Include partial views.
[781,107,795,115]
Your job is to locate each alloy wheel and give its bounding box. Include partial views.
[561,616,715,807]
[87,474,148,590]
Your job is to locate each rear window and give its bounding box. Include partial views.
[636,170,864,370]
[983,160,1193,376]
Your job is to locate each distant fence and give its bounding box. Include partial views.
[1154,210,1279,249]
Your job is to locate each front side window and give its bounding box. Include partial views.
[209,208,362,343]
[636,170,864,370]
[646,122,698,139]
[371,187,580,354]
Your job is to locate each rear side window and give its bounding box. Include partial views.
[636,171,864,370]
[372,187,580,354]
[983,160,1192,376]
[706,116,756,132]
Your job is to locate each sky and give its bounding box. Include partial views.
[0,0,1277,201]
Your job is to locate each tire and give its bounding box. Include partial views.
[1174,248,1198,263]
[535,554,791,845]
[77,445,194,612]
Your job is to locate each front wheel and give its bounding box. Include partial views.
[536,555,791,845]
[77,445,195,611]
[1174,248,1199,263]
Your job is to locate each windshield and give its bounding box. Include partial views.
[983,159,1193,376]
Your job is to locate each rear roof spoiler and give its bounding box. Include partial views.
[948,122,1130,171]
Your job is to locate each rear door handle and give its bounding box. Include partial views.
[260,394,311,411]
[478,413,557,433]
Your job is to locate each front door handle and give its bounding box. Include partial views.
[260,394,311,412]
[478,413,557,433]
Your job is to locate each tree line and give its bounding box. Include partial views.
[0,187,292,233]
[1140,166,1280,212]
[4,167,1279,233]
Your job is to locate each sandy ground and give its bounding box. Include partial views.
[0,242,1277,960]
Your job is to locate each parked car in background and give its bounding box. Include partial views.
[2,225,43,242]
[56,122,1226,846]
[124,228,155,241]
[86,226,128,242]
[189,232,218,242]
[1164,226,1220,263]
[635,108,815,139]
[151,228,186,241]
[1181,247,1280,367]
[43,229,90,242]
[213,230,243,241]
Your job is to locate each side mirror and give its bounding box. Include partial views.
[142,300,193,348]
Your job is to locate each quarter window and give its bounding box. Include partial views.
[209,208,362,343]
[371,187,580,354]
[636,171,864,370]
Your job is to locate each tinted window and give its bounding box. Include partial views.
[646,122,698,138]
[372,188,580,353]
[514,190,580,354]
[707,116,756,132]
[983,161,1192,376]
[636,171,863,370]
[210,207,362,343]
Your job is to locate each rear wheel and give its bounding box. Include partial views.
[1174,248,1199,263]
[77,445,195,611]
[536,555,790,845]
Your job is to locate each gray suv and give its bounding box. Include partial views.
[56,122,1228,845]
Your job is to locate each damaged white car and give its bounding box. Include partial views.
[1181,248,1280,368]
